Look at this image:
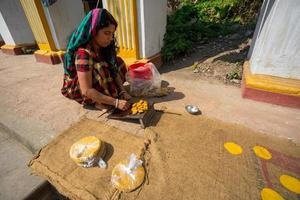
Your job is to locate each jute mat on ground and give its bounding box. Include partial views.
[29,113,300,200]
[29,118,149,200]
[122,113,300,200]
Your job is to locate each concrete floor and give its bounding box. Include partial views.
[0,52,299,148]
[0,127,44,200]
[158,66,300,142]
[0,51,299,198]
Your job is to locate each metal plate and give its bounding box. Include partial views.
[185,105,201,115]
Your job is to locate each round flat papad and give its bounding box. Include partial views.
[111,160,145,192]
[69,136,105,166]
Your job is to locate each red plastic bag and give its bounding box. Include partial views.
[126,62,161,97]
[128,62,153,80]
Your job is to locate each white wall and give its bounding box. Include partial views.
[0,12,14,45]
[0,0,35,45]
[44,0,85,50]
[137,0,167,58]
[250,0,300,79]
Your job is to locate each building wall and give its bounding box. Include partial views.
[0,0,35,45]
[137,0,167,58]
[247,0,275,59]
[250,0,300,79]
[0,12,14,45]
[102,0,140,59]
[43,0,85,50]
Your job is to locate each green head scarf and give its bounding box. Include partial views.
[63,8,118,78]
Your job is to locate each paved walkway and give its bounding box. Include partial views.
[0,127,44,200]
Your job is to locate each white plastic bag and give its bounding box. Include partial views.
[126,62,162,97]
[70,139,107,168]
[111,154,145,192]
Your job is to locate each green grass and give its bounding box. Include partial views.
[162,0,262,62]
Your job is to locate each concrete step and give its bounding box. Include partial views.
[0,127,45,199]
[24,182,67,200]
[0,107,56,153]
[0,107,67,200]
[0,125,67,200]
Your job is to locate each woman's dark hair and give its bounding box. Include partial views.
[96,9,119,65]
[66,9,119,62]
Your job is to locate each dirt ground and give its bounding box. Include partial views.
[193,36,250,85]
[164,27,253,86]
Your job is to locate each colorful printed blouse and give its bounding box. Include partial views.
[61,44,127,104]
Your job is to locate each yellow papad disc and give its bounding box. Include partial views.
[111,160,145,192]
[69,136,103,165]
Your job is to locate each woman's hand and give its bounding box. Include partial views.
[117,99,130,111]
[120,91,132,101]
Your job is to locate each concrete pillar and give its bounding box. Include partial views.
[20,0,84,64]
[137,0,167,60]
[102,0,140,64]
[242,0,300,108]
[102,0,167,67]
[250,0,300,79]
[43,0,85,50]
[0,0,36,55]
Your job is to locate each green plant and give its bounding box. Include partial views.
[226,67,242,80]
[162,5,198,62]
[162,0,262,62]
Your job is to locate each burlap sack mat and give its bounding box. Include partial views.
[29,118,148,200]
[122,113,300,200]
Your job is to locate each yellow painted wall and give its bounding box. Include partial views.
[103,0,139,59]
[20,0,56,51]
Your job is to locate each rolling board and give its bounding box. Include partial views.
[107,101,156,128]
